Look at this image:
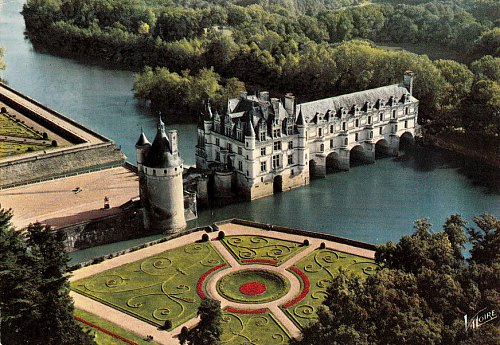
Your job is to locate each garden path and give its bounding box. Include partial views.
[71,224,376,344]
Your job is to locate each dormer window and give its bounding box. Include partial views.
[273,128,281,138]
[260,131,266,141]
[355,119,359,127]
[392,110,396,119]
[379,112,384,121]
[368,116,372,125]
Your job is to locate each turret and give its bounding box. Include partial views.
[296,108,308,167]
[245,113,256,150]
[135,127,151,170]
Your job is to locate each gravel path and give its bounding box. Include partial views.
[71,223,376,344]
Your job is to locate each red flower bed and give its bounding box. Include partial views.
[239,282,267,296]
[282,267,310,308]
[225,307,268,314]
[196,264,228,299]
[75,316,138,345]
[242,259,279,265]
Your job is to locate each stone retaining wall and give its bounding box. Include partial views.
[0,143,125,188]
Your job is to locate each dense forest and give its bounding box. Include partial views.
[22,0,499,138]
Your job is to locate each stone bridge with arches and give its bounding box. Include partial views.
[309,131,415,178]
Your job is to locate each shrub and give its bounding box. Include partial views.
[218,231,225,240]
[1,106,6,113]
[42,132,48,139]
[202,233,209,242]
[51,140,58,147]
[320,242,326,249]
[303,239,310,246]
[161,319,172,330]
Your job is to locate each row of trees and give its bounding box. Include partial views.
[0,208,94,344]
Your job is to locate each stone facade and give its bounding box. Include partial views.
[136,118,187,233]
[196,72,418,200]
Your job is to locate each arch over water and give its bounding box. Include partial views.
[326,152,342,173]
[349,145,366,167]
[375,139,391,159]
[308,159,317,178]
[399,132,414,152]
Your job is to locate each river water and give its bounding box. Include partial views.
[1,0,498,263]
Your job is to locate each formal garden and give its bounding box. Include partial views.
[71,233,379,344]
[0,109,53,158]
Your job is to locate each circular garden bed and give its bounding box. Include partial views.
[217,270,290,304]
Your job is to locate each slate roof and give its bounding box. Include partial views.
[298,84,414,122]
[135,129,150,147]
[143,119,182,168]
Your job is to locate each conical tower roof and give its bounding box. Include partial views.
[296,108,305,126]
[135,127,151,147]
[144,114,182,168]
[245,113,256,137]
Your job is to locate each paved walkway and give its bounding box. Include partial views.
[70,223,376,344]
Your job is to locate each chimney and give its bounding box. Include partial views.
[403,71,414,96]
[167,130,179,156]
[284,93,295,116]
[259,91,269,102]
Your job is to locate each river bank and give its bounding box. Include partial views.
[422,130,500,169]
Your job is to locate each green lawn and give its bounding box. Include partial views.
[221,235,305,265]
[221,310,291,345]
[283,248,380,329]
[0,112,44,139]
[75,309,159,345]
[217,270,290,304]
[71,242,227,330]
[0,141,50,158]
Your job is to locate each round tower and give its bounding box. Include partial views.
[141,117,186,233]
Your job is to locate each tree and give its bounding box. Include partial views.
[294,214,500,345]
[186,298,223,345]
[0,208,94,345]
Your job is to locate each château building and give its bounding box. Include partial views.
[196,72,418,200]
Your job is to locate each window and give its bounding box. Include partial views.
[273,141,281,151]
[260,131,266,141]
[261,147,266,156]
[288,154,293,165]
[392,110,396,118]
[355,133,359,141]
[369,131,373,139]
[216,152,220,161]
[273,128,281,138]
[405,120,408,128]
[320,144,324,152]
[330,139,334,148]
[330,125,334,133]
[225,127,231,136]
[153,169,156,176]
[288,141,293,149]
[261,161,267,172]
[318,128,323,136]
[379,127,383,135]
[272,155,280,169]
[344,138,348,145]
[405,107,409,115]
[227,143,232,152]
[238,161,243,171]
[238,147,242,155]
[379,113,383,121]
[237,131,242,141]
[368,116,372,125]
[355,119,359,127]
[216,138,220,146]
[342,122,346,131]
[246,170,249,176]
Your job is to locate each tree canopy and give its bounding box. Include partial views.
[291,214,500,345]
[0,207,94,345]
